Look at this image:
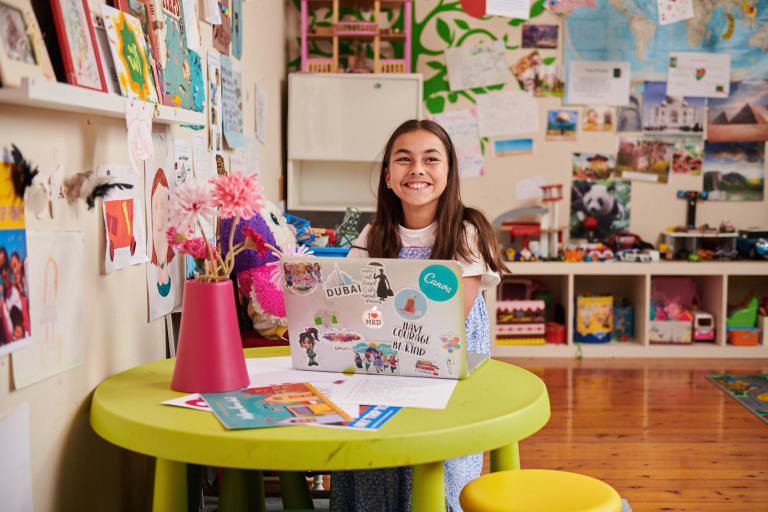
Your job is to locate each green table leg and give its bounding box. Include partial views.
[279,471,313,509]
[246,470,267,512]
[153,458,187,512]
[490,442,520,472]
[411,461,445,512]
[220,468,248,512]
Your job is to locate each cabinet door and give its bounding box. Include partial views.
[289,74,422,161]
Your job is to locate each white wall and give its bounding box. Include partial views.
[0,1,286,510]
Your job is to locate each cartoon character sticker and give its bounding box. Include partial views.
[360,261,394,305]
[394,288,427,320]
[299,327,320,366]
[283,261,323,295]
[352,342,398,374]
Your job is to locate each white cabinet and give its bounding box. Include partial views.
[287,73,422,211]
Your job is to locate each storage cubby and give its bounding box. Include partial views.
[726,275,768,347]
[574,274,646,346]
[650,274,724,346]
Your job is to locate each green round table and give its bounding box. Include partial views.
[90,347,550,512]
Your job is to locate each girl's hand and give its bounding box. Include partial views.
[462,276,481,319]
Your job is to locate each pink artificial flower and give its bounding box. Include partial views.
[209,172,264,220]
[181,237,217,260]
[242,225,269,257]
[166,226,191,249]
[171,181,216,231]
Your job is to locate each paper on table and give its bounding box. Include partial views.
[567,61,630,106]
[486,0,530,18]
[182,0,201,50]
[0,404,33,512]
[445,40,511,92]
[163,393,211,411]
[125,99,154,176]
[667,52,730,98]
[476,91,539,137]
[657,0,694,25]
[427,109,484,178]
[331,374,458,410]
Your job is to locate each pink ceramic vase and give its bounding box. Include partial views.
[171,279,249,393]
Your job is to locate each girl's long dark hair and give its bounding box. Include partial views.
[363,119,507,274]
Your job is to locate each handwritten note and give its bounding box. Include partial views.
[445,40,511,91]
[428,109,484,178]
[221,55,245,148]
[476,91,539,137]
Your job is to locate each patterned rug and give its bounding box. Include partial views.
[708,374,768,424]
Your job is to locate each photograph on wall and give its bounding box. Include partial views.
[145,134,183,320]
[570,179,631,240]
[650,135,704,175]
[546,109,577,141]
[99,165,147,273]
[533,63,564,98]
[707,80,768,143]
[702,141,765,201]
[643,81,704,135]
[12,231,83,389]
[494,138,534,157]
[0,152,31,358]
[616,81,644,133]
[616,136,673,184]
[512,50,541,93]
[521,24,558,49]
[572,152,616,180]
[582,105,615,132]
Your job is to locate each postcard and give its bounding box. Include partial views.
[703,142,764,201]
[522,24,558,49]
[546,109,578,141]
[643,81,705,135]
[667,52,730,98]
[707,80,768,142]
[494,138,534,157]
[582,105,615,132]
[616,137,673,184]
[570,180,631,240]
[567,61,630,106]
[533,63,564,97]
[616,80,644,132]
[572,152,616,180]
[512,50,541,93]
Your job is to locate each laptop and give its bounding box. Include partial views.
[281,256,488,379]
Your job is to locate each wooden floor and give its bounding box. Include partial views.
[491,357,768,512]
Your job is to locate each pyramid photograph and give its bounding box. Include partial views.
[707,80,768,142]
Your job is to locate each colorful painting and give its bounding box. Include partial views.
[707,80,768,143]
[546,109,577,141]
[522,24,558,48]
[616,136,673,184]
[120,0,164,99]
[231,0,242,59]
[570,179,631,240]
[0,4,34,63]
[188,49,204,113]
[99,165,148,273]
[643,81,705,135]
[572,152,616,180]
[54,0,105,91]
[0,152,30,358]
[582,105,614,132]
[494,138,534,157]
[703,142,765,201]
[208,50,223,151]
[159,1,192,109]
[213,0,232,55]
[11,232,84,389]
[101,5,158,102]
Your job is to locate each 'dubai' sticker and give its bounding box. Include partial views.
[419,264,458,302]
[324,263,362,299]
[363,307,384,329]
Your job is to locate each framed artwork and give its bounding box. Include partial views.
[0,0,55,87]
[101,5,159,103]
[49,0,107,92]
[89,11,121,94]
[115,0,164,101]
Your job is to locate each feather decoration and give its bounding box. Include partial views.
[85,182,133,210]
[63,171,133,210]
[10,144,39,200]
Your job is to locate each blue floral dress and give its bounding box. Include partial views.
[330,245,491,512]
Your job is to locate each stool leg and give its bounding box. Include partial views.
[490,442,520,472]
[220,468,248,512]
[411,461,445,512]
[246,470,267,512]
[153,458,188,512]
[279,471,314,509]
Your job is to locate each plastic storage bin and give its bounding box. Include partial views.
[728,328,761,346]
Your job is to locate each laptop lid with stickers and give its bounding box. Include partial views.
[282,256,486,380]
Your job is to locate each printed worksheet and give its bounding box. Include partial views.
[667,52,730,98]
[567,61,630,106]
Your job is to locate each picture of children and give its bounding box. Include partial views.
[150,169,175,297]
[0,241,30,343]
[299,327,319,366]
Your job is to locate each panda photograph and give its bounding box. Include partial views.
[570,179,632,240]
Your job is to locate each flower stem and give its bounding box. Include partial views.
[227,215,241,275]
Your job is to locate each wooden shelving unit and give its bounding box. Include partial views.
[490,261,768,358]
[300,0,412,74]
[0,78,205,125]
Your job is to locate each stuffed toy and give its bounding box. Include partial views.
[220,199,297,340]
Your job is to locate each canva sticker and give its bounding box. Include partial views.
[324,263,362,299]
[352,342,399,374]
[360,261,394,305]
[394,288,427,320]
[284,261,322,295]
[419,264,458,302]
[363,307,384,329]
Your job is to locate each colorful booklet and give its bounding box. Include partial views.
[202,383,352,430]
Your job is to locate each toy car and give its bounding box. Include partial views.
[608,231,653,251]
[736,232,768,260]
[583,243,614,262]
[514,248,536,262]
[693,311,715,342]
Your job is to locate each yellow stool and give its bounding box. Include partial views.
[460,469,622,512]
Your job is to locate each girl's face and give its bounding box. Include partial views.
[386,129,449,216]
[11,255,21,278]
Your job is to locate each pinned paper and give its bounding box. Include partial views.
[567,61,630,106]
[229,151,245,174]
[12,231,84,389]
[667,52,730,98]
[254,82,267,143]
[232,0,243,59]
[182,0,201,50]
[0,404,33,512]
[207,51,224,152]
[213,0,233,55]
[99,165,148,273]
[174,139,193,185]
[203,0,222,24]
[515,176,546,200]
[191,132,210,181]
[445,40,511,91]
[486,0,530,19]
[221,55,245,148]
[546,109,578,141]
[125,99,154,175]
[428,109,484,179]
[545,0,596,14]
[244,132,262,178]
[657,0,694,25]
[494,138,534,157]
[643,81,705,135]
[476,91,539,137]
